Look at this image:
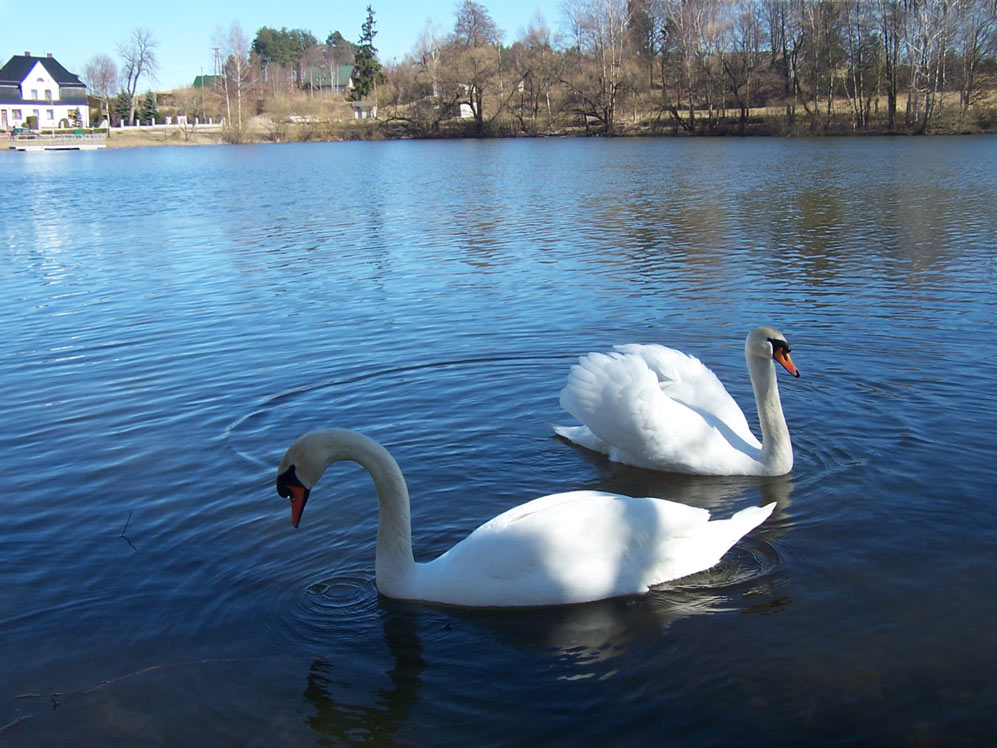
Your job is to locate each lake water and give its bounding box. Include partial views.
[2,136,995,746]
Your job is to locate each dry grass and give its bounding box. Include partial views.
[103,89,997,148]
[104,126,226,148]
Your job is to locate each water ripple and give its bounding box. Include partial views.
[4,138,996,747]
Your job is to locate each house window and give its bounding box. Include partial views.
[12,109,22,119]
[45,89,53,101]
[30,89,38,99]
[46,109,55,121]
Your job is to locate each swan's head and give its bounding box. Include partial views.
[276,465,309,528]
[276,429,381,528]
[276,431,334,528]
[746,327,800,378]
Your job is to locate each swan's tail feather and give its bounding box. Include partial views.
[725,502,776,539]
[652,502,776,586]
[552,424,609,454]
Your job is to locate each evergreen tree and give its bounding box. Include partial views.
[326,30,358,66]
[351,5,386,101]
[140,90,159,124]
[113,91,133,125]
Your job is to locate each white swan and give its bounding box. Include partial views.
[554,326,800,476]
[276,428,775,608]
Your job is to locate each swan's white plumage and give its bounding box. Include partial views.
[555,327,797,476]
[276,429,775,608]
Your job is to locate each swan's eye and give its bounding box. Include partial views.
[277,464,306,499]
[768,338,791,354]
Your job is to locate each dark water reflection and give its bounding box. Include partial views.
[2,137,995,745]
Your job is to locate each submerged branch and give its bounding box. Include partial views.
[0,715,34,735]
[120,510,137,552]
[15,657,269,711]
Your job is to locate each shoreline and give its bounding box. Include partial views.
[14,110,996,150]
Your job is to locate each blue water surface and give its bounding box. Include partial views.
[1,136,995,745]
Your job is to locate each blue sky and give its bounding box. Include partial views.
[1,0,565,90]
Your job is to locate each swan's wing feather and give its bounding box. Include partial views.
[614,344,755,442]
[426,492,717,606]
[559,350,750,471]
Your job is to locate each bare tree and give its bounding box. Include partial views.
[761,0,798,126]
[410,21,455,131]
[903,0,954,132]
[510,12,563,133]
[955,0,997,114]
[415,21,444,101]
[562,0,633,134]
[876,0,904,131]
[656,0,716,132]
[214,22,255,141]
[118,28,158,125]
[172,88,206,141]
[721,2,764,132]
[83,54,118,128]
[841,1,878,130]
[445,0,503,133]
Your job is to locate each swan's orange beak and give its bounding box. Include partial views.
[774,348,800,378]
[288,485,309,528]
[277,466,310,528]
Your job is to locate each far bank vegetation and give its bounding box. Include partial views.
[104,0,997,142]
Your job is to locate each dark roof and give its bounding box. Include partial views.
[192,74,222,89]
[0,54,86,88]
[300,64,354,88]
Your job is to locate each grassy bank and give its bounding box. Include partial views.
[102,93,997,148]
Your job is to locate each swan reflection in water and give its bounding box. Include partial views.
[303,602,426,746]
[299,592,715,742]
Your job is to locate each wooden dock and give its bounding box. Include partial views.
[8,133,107,151]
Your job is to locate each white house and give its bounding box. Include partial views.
[0,52,90,131]
[351,100,377,120]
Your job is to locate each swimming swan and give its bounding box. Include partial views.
[276,429,775,607]
[554,327,800,476]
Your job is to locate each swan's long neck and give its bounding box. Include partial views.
[310,431,416,595]
[746,354,793,474]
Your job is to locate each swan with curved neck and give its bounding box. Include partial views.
[276,429,775,607]
[554,327,800,476]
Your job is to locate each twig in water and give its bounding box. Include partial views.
[0,715,34,735]
[16,657,268,711]
[120,511,137,551]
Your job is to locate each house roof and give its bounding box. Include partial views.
[300,64,354,87]
[192,74,222,89]
[0,54,86,88]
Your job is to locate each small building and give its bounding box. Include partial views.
[0,52,89,131]
[300,65,354,95]
[352,100,377,120]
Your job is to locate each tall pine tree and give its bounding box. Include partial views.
[351,5,385,101]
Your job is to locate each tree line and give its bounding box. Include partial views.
[82,0,997,139]
[384,0,997,135]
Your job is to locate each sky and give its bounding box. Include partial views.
[1,0,566,90]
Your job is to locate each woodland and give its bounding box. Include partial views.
[85,1,997,142]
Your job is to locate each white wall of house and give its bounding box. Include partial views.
[22,62,60,103]
[1,102,87,130]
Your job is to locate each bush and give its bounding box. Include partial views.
[973,104,997,131]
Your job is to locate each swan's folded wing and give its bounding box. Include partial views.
[559,350,738,470]
[615,344,755,443]
[428,492,713,606]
